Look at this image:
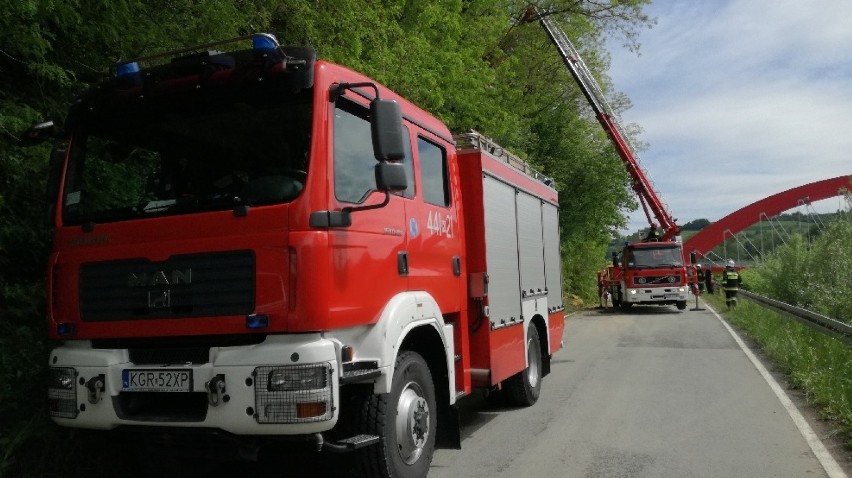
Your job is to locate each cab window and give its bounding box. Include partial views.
[418,137,449,207]
[333,100,413,203]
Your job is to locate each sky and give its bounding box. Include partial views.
[602,0,852,234]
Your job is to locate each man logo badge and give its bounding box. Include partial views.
[148,290,171,309]
[128,269,192,287]
[127,269,190,310]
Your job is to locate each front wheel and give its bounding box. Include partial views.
[356,351,437,478]
[504,325,543,407]
[676,301,687,310]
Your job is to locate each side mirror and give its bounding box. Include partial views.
[370,99,405,161]
[611,251,620,267]
[19,121,62,146]
[690,251,697,265]
[375,162,407,192]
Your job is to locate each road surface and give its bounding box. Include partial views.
[429,303,845,477]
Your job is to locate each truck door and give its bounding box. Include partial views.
[405,134,463,314]
[326,97,411,327]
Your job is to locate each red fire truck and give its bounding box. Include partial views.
[526,9,694,310]
[30,34,564,477]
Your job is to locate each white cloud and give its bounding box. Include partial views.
[603,0,852,232]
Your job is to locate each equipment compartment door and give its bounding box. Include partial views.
[482,176,522,327]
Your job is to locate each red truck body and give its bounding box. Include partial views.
[42,35,564,476]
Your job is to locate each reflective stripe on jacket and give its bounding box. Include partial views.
[722,271,740,290]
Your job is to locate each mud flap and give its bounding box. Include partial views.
[436,402,461,449]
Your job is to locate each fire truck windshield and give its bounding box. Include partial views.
[61,88,313,225]
[627,246,683,269]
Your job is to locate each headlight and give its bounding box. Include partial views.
[254,364,333,424]
[48,367,78,419]
[268,366,328,392]
[678,287,686,293]
[628,289,638,295]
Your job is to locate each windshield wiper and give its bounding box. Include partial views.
[169,194,245,214]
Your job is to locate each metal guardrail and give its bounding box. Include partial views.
[739,289,852,345]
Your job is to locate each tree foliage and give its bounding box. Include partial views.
[1,1,652,475]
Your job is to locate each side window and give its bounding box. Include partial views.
[333,100,414,203]
[419,137,450,207]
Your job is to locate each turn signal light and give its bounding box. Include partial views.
[297,402,328,419]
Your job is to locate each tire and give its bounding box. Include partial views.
[676,301,687,310]
[504,325,543,407]
[356,351,437,478]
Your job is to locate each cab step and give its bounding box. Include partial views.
[320,434,380,453]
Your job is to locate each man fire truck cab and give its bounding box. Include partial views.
[27,34,565,477]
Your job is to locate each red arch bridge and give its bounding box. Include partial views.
[683,175,851,260]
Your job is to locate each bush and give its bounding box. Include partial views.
[748,215,852,323]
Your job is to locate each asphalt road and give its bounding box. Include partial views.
[429,304,841,478]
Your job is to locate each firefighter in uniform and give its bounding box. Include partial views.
[704,265,715,294]
[695,264,705,292]
[721,259,742,309]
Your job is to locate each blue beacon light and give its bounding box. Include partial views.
[252,34,278,50]
[116,61,141,77]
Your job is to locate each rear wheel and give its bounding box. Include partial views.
[356,351,436,478]
[504,325,543,407]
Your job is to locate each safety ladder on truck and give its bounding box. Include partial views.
[526,7,679,241]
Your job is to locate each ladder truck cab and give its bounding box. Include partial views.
[526,8,695,310]
[602,240,690,310]
[28,33,564,477]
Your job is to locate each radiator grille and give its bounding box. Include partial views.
[633,275,679,285]
[80,250,255,321]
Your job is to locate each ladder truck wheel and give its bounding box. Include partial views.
[676,300,687,310]
[611,289,622,308]
[504,325,543,407]
[356,351,436,478]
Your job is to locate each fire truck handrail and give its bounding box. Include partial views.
[454,131,555,187]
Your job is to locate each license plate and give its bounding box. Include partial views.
[122,369,192,392]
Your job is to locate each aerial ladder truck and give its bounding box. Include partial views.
[524,7,696,310]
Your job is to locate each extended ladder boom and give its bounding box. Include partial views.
[526,8,680,240]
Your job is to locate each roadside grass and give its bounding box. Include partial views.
[705,293,852,448]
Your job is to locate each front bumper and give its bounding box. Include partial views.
[48,334,340,435]
[622,286,688,305]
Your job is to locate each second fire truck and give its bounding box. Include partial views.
[526,8,693,310]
